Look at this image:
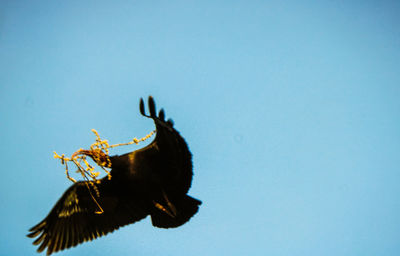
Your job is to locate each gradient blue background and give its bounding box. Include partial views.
[1,1,399,255]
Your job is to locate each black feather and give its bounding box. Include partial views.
[167,118,174,127]
[148,96,156,117]
[158,109,165,121]
[139,98,146,116]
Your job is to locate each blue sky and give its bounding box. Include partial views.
[1,1,400,255]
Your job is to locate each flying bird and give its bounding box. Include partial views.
[27,96,201,255]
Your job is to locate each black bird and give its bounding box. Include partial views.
[27,96,201,255]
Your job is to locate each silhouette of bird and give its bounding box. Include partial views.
[27,96,201,255]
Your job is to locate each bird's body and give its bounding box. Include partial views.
[27,97,201,255]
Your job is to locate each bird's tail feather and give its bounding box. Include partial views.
[151,195,201,228]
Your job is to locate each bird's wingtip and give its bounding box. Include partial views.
[139,98,146,116]
[148,96,156,117]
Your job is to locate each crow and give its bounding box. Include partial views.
[27,96,201,255]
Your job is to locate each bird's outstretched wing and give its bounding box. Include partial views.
[27,180,148,255]
[136,96,194,195]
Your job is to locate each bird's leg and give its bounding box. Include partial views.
[152,190,177,217]
[152,201,175,218]
[162,190,177,217]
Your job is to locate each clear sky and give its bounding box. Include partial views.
[1,1,399,255]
